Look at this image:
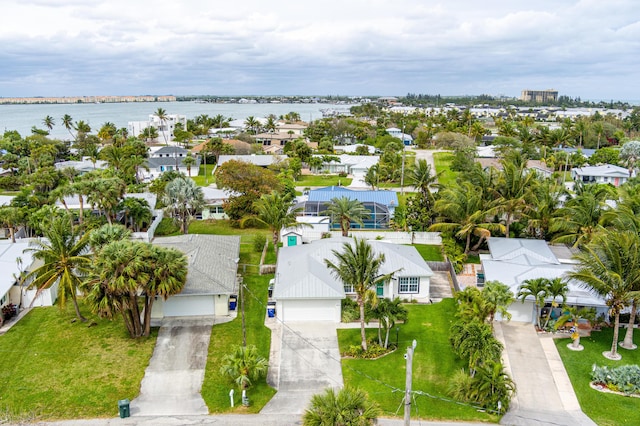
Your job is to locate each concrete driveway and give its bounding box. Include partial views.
[260,322,343,415]
[130,317,215,416]
[497,322,596,426]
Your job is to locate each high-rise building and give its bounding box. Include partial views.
[520,89,559,103]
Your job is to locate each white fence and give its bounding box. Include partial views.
[131,209,164,242]
[329,231,441,245]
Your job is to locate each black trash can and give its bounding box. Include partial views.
[118,399,130,418]
[229,295,238,311]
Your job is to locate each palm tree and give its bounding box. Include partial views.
[62,114,75,141]
[542,278,568,330]
[303,387,380,426]
[517,278,549,327]
[182,154,196,177]
[22,216,91,321]
[471,361,515,414]
[371,297,407,348]
[248,191,309,255]
[88,224,131,253]
[550,189,610,248]
[429,182,504,253]
[155,108,169,145]
[495,153,537,237]
[244,116,260,135]
[42,115,55,133]
[0,206,24,243]
[163,176,205,234]
[325,197,370,237]
[409,159,438,200]
[220,344,268,391]
[483,280,514,324]
[450,321,503,376]
[567,230,640,360]
[325,238,394,351]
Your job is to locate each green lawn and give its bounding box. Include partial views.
[433,152,458,187]
[0,303,156,422]
[296,174,352,187]
[339,299,498,423]
[201,226,276,412]
[412,244,444,261]
[192,163,216,187]
[556,328,640,426]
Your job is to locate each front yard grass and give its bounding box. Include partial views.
[0,302,156,421]
[556,328,640,426]
[432,151,458,187]
[200,221,276,412]
[338,299,498,422]
[191,163,216,187]
[296,174,352,187]
[413,244,444,261]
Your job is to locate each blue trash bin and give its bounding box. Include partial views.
[229,295,237,311]
[267,302,276,318]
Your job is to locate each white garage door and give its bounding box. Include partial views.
[163,295,215,317]
[508,300,535,323]
[281,299,339,322]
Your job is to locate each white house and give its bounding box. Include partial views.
[571,164,630,187]
[216,154,289,169]
[281,216,331,244]
[0,239,59,313]
[200,187,230,220]
[312,154,380,176]
[272,237,433,322]
[150,234,240,319]
[386,127,413,145]
[479,238,607,323]
[142,146,201,181]
[128,114,187,143]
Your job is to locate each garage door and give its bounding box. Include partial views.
[281,299,339,322]
[163,295,215,317]
[508,300,535,323]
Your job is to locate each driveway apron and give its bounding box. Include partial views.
[130,317,215,416]
[260,322,344,415]
[498,322,596,426]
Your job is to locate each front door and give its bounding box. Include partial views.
[376,283,384,297]
[287,235,297,246]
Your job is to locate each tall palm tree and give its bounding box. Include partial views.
[409,159,438,200]
[567,230,640,360]
[23,217,91,321]
[220,344,268,391]
[42,115,55,134]
[0,206,24,243]
[244,116,260,135]
[325,238,394,351]
[450,321,503,376]
[517,278,549,327]
[303,387,380,426]
[248,191,309,255]
[325,197,370,237]
[550,188,611,248]
[163,176,204,234]
[429,182,504,253]
[62,114,75,141]
[155,108,169,145]
[495,152,537,237]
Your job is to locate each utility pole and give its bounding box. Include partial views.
[404,339,417,426]
[239,274,246,347]
[400,121,406,196]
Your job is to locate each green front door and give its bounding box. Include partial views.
[376,283,384,297]
[287,235,297,246]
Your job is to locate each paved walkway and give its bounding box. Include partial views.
[429,271,453,301]
[496,322,596,426]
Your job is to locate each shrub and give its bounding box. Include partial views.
[592,364,640,395]
[252,233,267,252]
[343,341,390,359]
[1,304,17,321]
[341,298,359,323]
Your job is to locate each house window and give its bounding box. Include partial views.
[344,285,355,294]
[398,277,419,294]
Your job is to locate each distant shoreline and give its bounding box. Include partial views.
[0,95,177,105]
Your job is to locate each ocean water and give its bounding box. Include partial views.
[0,101,352,140]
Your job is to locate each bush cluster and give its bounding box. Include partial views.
[592,365,640,395]
[343,341,390,359]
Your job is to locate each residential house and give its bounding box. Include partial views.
[200,187,230,220]
[142,146,201,180]
[272,237,433,322]
[0,239,58,312]
[571,164,630,187]
[150,234,240,318]
[386,127,414,145]
[276,122,307,136]
[295,186,398,230]
[254,131,298,147]
[479,237,607,323]
[312,154,380,176]
[128,114,187,143]
[54,158,108,174]
[476,158,553,178]
[216,154,289,169]
[280,216,331,245]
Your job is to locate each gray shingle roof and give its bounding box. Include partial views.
[152,234,240,295]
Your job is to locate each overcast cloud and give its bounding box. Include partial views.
[1,0,639,100]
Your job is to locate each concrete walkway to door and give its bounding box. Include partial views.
[496,322,596,426]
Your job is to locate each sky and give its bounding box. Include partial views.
[1,0,639,100]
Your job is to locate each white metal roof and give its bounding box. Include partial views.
[0,239,35,300]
